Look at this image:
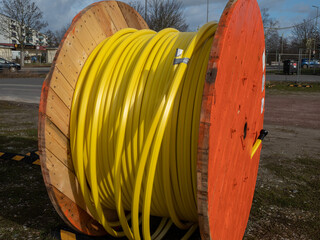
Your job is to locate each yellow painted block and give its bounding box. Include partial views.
[60,229,76,240]
[0,152,4,157]
[12,155,24,161]
[26,152,31,156]
[32,159,41,165]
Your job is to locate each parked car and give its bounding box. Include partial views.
[301,58,320,68]
[0,57,21,72]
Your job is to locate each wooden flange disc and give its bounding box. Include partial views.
[38,1,148,236]
[197,0,265,239]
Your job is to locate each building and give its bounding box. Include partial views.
[0,13,48,61]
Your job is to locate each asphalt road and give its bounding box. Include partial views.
[266,74,320,83]
[0,78,44,104]
[21,67,50,74]
[0,73,319,104]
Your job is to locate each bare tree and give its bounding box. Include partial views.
[130,0,188,32]
[46,25,69,47]
[291,19,319,52]
[0,0,47,66]
[261,8,280,53]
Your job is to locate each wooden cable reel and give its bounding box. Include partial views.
[38,0,265,239]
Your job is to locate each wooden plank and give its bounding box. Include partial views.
[46,88,70,137]
[44,147,89,214]
[103,1,129,30]
[50,67,74,109]
[94,4,117,36]
[55,35,88,88]
[117,2,149,29]
[54,54,81,89]
[51,186,107,236]
[80,8,109,45]
[44,117,72,171]
[71,18,97,55]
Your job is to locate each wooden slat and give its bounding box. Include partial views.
[71,18,97,55]
[45,117,72,170]
[44,148,88,211]
[80,8,109,44]
[46,89,70,137]
[103,1,129,30]
[94,4,117,35]
[117,2,149,29]
[50,67,74,109]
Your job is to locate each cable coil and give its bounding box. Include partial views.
[70,22,217,239]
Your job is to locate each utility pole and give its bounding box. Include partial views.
[145,0,147,20]
[312,5,319,74]
[281,32,284,54]
[207,0,209,23]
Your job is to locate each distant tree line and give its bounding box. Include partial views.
[262,8,320,62]
[129,0,188,32]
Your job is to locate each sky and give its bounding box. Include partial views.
[34,0,320,37]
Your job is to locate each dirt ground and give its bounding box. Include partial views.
[263,91,320,158]
[245,90,320,240]
[0,87,319,239]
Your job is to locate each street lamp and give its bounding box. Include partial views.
[312,5,319,25]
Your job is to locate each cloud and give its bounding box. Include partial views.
[257,0,287,9]
[185,1,226,31]
[36,0,229,32]
[182,0,227,7]
[36,0,97,31]
[290,3,311,14]
[34,0,313,35]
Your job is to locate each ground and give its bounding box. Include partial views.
[244,87,320,240]
[0,82,319,239]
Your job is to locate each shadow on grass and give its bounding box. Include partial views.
[0,135,38,154]
[0,159,63,240]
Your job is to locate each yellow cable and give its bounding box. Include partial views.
[70,22,217,239]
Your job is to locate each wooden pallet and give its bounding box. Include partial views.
[38,0,265,239]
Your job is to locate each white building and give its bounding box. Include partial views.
[0,13,48,46]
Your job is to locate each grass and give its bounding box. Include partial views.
[0,159,63,240]
[0,89,319,239]
[0,71,47,78]
[24,63,52,67]
[266,68,320,75]
[266,81,320,92]
[245,155,320,240]
[0,101,38,153]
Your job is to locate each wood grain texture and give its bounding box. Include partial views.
[197,0,265,239]
[38,1,148,236]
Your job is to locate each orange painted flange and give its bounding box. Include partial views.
[197,0,265,239]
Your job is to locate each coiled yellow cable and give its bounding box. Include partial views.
[70,22,217,239]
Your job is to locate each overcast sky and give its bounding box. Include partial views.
[34,0,319,36]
